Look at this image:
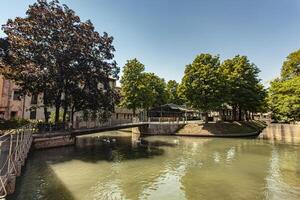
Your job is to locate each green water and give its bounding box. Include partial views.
[8,128,300,200]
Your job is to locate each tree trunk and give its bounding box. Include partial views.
[62,104,67,123]
[54,93,62,123]
[233,105,237,121]
[238,107,242,121]
[204,112,209,124]
[71,106,75,129]
[245,110,249,121]
[44,107,49,123]
[55,105,60,123]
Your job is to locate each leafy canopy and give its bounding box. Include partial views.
[0,0,119,122]
[180,53,223,112]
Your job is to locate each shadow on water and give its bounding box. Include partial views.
[8,132,176,200]
[7,157,76,200]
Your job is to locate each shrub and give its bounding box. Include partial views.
[0,118,30,130]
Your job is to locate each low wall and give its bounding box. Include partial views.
[259,124,300,144]
[33,135,75,149]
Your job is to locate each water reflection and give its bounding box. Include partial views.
[8,127,300,200]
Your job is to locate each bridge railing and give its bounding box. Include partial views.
[36,122,69,134]
[34,116,192,134]
[0,125,34,198]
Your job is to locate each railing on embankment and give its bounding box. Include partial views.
[0,125,34,198]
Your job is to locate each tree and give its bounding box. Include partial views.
[166,80,184,105]
[268,77,300,121]
[180,54,223,123]
[219,55,263,120]
[120,59,145,115]
[281,49,300,80]
[142,72,167,109]
[0,38,9,61]
[268,49,300,121]
[1,0,118,123]
[120,59,168,116]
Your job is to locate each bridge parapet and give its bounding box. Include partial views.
[0,125,34,198]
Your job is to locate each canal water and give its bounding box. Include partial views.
[8,124,300,200]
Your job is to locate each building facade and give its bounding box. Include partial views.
[0,75,25,120]
[0,76,137,127]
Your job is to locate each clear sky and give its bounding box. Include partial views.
[1,0,300,86]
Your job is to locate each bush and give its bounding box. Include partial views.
[0,118,30,130]
[34,121,67,133]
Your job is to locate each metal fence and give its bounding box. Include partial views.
[0,125,34,198]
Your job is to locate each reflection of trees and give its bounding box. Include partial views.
[181,138,273,200]
[108,137,183,200]
[10,131,300,200]
[265,146,300,199]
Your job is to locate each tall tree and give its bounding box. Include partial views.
[166,80,184,105]
[268,77,300,121]
[142,72,167,109]
[120,59,145,115]
[180,54,222,123]
[1,0,118,123]
[120,59,167,115]
[219,55,263,120]
[268,49,300,121]
[281,49,300,80]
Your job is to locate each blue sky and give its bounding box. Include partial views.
[1,0,300,86]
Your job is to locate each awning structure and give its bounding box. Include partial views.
[149,103,199,118]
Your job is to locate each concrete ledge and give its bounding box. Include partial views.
[33,135,75,149]
[141,124,185,135]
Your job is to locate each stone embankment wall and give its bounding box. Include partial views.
[259,124,300,144]
[33,134,75,149]
[133,123,185,135]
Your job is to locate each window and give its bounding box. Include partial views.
[10,111,17,119]
[30,110,36,120]
[13,90,21,101]
[116,113,119,119]
[31,94,38,104]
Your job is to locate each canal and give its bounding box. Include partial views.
[8,124,300,200]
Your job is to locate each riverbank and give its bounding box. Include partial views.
[175,120,266,137]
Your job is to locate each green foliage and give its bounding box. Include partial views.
[0,118,30,130]
[180,54,223,115]
[120,59,145,113]
[219,55,266,119]
[120,59,167,113]
[268,49,300,121]
[1,0,119,123]
[268,77,300,121]
[281,49,300,80]
[142,73,167,108]
[166,80,184,105]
